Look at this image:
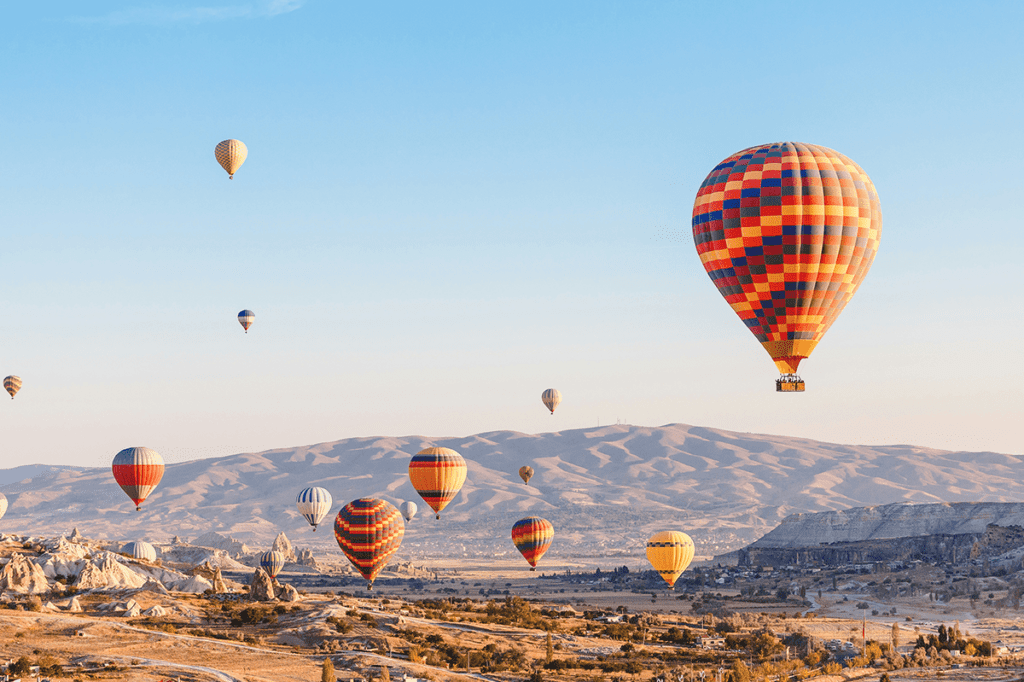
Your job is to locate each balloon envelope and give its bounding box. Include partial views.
[518,466,534,485]
[122,541,157,562]
[511,516,554,570]
[238,310,255,332]
[111,447,164,511]
[296,487,333,530]
[260,550,286,578]
[0,492,7,522]
[399,500,418,522]
[646,531,695,588]
[541,389,561,414]
[215,139,248,178]
[334,498,405,588]
[4,376,22,399]
[408,447,467,519]
[692,142,881,379]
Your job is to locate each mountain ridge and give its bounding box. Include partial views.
[2,423,1022,563]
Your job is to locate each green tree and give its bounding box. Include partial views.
[321,658,336,682]
[729,659,750,682]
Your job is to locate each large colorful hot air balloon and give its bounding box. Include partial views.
[4,376,22,399]
[692,142,882,391]
[646,531,695,589]
[215,139,248,179]
[111,447,164,511]
[408,447,467,519]
[518,465,534,485]
[238,310,255,332]
[541,389,561,414]
[334,498,405,589]
[0,492,7,522]
[260,550,286,579]
[122,541,157,562]
[296,487,333,531]
[511,517,554,571]
[399,500,418,522]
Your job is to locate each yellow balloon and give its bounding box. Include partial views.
[518,465,534,485]
[646,531,694,589]
[215,139,248,179]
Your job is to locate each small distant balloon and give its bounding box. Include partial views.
[215,139,248,179]
[4,376,22,399]
[238,310,255,333]
[518,466,534,485]
[260,550,286,578]
[646,530,695,589]
[296,487,333,531]
[541,388,561,415]
[511,516,554,571]
[399,500,418,522]
[111,447,164,511]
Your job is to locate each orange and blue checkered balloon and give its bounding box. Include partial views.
[334,498,405,588]
[511,516,554,570]
[692,142,882,377]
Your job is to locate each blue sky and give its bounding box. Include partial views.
[1,1,1022,466]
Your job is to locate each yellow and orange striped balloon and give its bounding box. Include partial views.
[408,447,467,519]
[646,530,695,589]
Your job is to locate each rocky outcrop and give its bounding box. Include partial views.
[192,532,250,556]
[278,583,301,602]
[750,502,1024,549]
[212,567,227,593]
[66,596,83,612]
[0,553,51,594]
[272,532,296,562]
[297,548,319,569]
[250,567,276,601]
[69,527,83,543]
[175,574,213,593]
[74,553,147,590]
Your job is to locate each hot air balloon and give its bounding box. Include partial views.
[0,492,7,522]
[646,531,695,589]
[296,486,333,531]
[111,447,164,511]
[511,516,554,571]
[399,500,418,522]
[692,142,882,392]
[334,498,405,589]
[122,541,157,562]
[408,447,467,519]
[518,466,534,485]
[4,376,22,399]
[541,389,561,414]
[260,550,286,579]
[238,310,255,332]
[215,139,248,179]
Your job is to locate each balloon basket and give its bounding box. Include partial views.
[530,567,536,572]
[776,374,805,392]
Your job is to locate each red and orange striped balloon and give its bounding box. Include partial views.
[111,447,164,511]
[334,498,405,589]
[511,516,554,570]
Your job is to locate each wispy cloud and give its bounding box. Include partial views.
[69,0,304,25]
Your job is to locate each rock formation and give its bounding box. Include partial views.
[297,548,319,569]
[0,553,51,594]
[272,532,296,562]
[278,583,301,602]
[74,553,147,590]
[176,574,214,593]
[69,527,83,542]
[250,567,276,601]
[212,567,227,593]
[66,596,83,612]
[192,531,251,556]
